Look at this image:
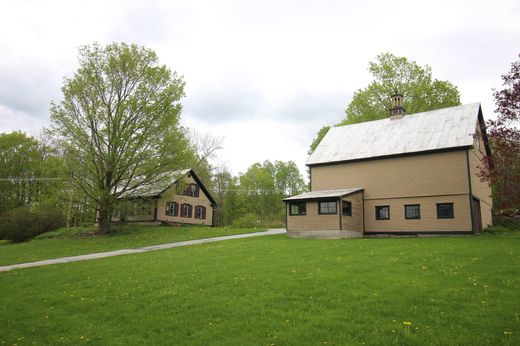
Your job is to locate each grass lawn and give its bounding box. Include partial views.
[0,225,266,266]
[1,231,519,345]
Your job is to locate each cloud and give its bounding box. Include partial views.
[183,84,265,123]
[0,104,49,135]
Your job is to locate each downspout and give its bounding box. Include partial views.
[285,202,288,231]
[309,167,312,191]
[466,150,476,234]
[338,198,342,231]
[362,190,366,235]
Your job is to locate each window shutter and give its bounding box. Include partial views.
[173,202,178,216]
[188,205,193,218]
[202,206,206,219]
[180,203,184,217]
[195,185,200,197]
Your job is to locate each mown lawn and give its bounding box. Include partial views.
[1,231,519,345]
[0,225,266,266]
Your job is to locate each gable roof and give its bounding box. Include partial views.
[284,188,363,201]
[122,169,217,206]
[307,103,483,166]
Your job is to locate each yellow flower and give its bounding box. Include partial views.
[403,321,412,326]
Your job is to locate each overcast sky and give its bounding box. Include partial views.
[1,0,519,176]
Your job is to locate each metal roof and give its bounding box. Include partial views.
[119,169,190,198]
[284,188,363,201]
[307,103,481,166]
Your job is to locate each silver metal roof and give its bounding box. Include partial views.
[119,169,191,198]
[284,188,363,201]
[307,103,481,165]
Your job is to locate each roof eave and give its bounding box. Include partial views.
[283,188,364,202]
[306,145,473,168]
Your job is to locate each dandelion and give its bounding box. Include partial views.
[504,331,512,335]
[403,321,412,334]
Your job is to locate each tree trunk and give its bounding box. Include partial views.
[98,204,112,234]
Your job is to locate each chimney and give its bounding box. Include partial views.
[389,91,405,120]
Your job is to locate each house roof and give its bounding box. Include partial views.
[120,169,190,198]
[121,169,218,206]
[307,103,483,166]
[283,188,363,201]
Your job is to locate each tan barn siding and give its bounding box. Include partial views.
[341,192,363,232]
[158,175,214,226]
[287,200,340,231]
[468,126,493,228]
[311,150,470,199]
[364,195,472,232]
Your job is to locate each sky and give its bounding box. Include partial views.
[1,0,519,177]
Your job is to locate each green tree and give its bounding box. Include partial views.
[239,162,278,224]
[272,160,306,196]
[0,132,68,211]
[235,160,306,225]
[50,43,191,234]
[308,126,330,155]
[0,132,41,212]
[309,53,461,153]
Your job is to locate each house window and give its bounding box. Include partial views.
[289,202,306,216]
[342,201,352,216]
[181,204,192,218]
[376,206,390,220]
[437,203,454,219]
[166,202,178,216]
[177,184,199,197]
[319,200,337,215]
[195,205,206,219]
[405,204,420,219]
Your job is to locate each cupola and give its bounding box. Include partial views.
[390,91,405,120]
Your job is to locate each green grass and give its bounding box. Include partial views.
[0,225,266,266]
[1,231,519,345]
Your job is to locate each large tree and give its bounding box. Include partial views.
[309,53,461,153]
[50,43,192,234]
[480,54,520,211]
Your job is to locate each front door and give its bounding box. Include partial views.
[472,197,482,234]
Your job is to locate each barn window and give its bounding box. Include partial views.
[376,206,390,220]
[437,203,454,219]
[342,201,352,216]
[319,200,337,215]
[405,204,420,219]
[289,202,306,216]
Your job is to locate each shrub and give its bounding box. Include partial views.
[232,214,259,228]
[491,216,520,231]
[0,205,65,242]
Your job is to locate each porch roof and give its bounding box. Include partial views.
[283,188,363,201]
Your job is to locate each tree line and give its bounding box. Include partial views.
[0,130,306,230]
